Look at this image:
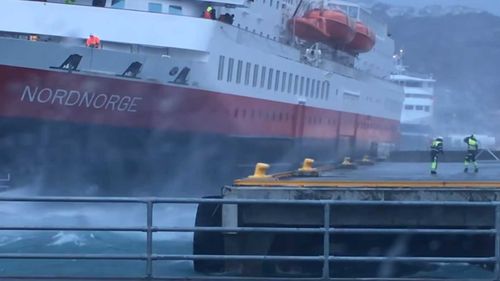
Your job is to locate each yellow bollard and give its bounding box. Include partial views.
[342,157,352,165]
[338,157,357,169]
[295,158,319,177]
[299,158,315,172]
[248,163,271,178]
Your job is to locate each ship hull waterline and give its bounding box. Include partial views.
[0,64,399,196]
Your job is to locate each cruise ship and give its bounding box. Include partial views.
[0,0,403,195]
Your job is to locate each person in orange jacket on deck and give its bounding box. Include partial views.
[86,34,100,48]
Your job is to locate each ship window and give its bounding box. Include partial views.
[288,73,293,93]
[305,78,310,97]
[236,60,243,84]
[267,68,273,90]
[217,56,225,81]
[168,5,182,15]
[276,1,279,9]
[316,80,321,98]
[425,106,430,112]
[111,0,125,8]
[148,3,162,13]
[281,72,287,92]
[310,79,315,97]
[326,82,330,99]
[270,0,273,7]
[260,66,266,88]
[416,105,423,111]
[406,81,423,87]
[293,75,298,95]
[234,108,239,118]
[252,65,259,87]
[227,57,234,82]
[404,105,414,110]
[321,81,329,99]
[299,76,304,96]
[275,70,280,91]
[244,62,251,85]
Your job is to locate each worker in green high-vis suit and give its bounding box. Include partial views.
[430,137,444,175]
[463,134,479,173]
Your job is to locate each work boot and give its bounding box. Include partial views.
[464,168,468,173]
[431,170,437,175]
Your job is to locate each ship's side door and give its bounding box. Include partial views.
[292,101,306,138]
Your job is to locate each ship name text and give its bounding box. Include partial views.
[21,86,142,112]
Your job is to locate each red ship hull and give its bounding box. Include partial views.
[0,64,399,195]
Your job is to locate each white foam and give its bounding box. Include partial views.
[48,231,87,247]
[0,236,22,247]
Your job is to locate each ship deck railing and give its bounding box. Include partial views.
[0,194,500,280]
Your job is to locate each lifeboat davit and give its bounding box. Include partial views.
[306,9,355,48]
[344,21,376,54]
[288,16,329,43]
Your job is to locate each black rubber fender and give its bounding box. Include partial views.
[193,196,224,273]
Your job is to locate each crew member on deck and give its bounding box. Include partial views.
[430,136,444,175]
[86,34,100,48]
[203,6,216,19]
[463,134,479,173]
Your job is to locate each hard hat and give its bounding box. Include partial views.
[207,6,213,12]
[436,136,443,141]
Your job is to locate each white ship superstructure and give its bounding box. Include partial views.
[392,74,435,125]
[0,0,404,193]
[390,50,436,149]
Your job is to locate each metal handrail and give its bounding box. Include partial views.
[1,196,500,206]
[0,196,498,280]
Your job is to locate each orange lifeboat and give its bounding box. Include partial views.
[344,21,376,54]
[288,9,356,49]
[310,9,356,47]
[287,15,329,43]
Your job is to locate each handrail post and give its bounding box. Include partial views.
[495,205,500,280]
[322,203,331,280]
[146,201,154,279]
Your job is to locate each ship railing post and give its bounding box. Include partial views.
[495,205,500,280]
[146,201,154,279]
[322,202,331,280]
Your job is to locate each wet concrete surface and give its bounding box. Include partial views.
[320,161,500,182]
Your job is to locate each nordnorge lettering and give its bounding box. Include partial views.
[21,86,142,113]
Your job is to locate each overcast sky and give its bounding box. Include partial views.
[376,0,500,15]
